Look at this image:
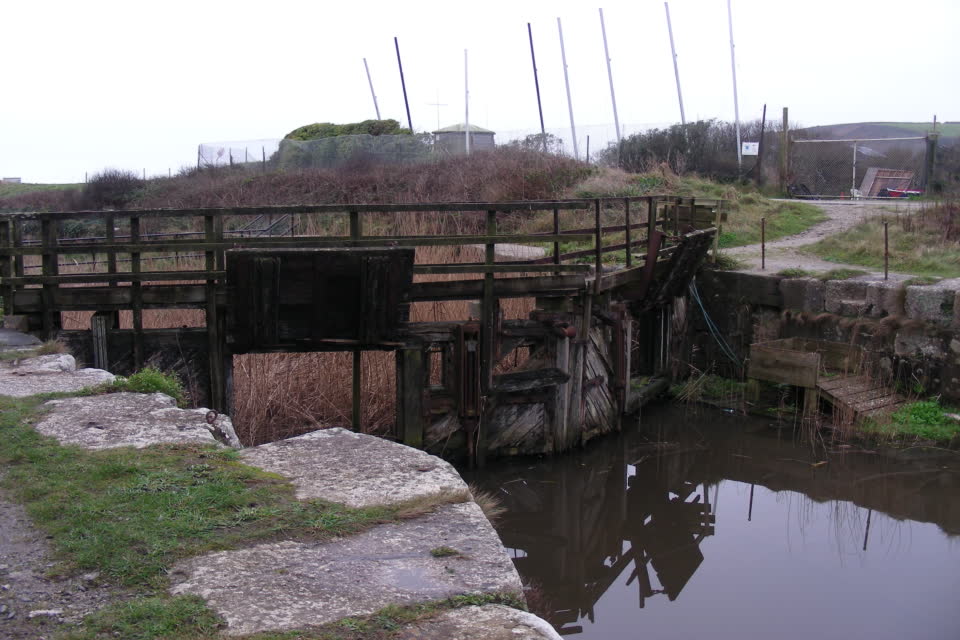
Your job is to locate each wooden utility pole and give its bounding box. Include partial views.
[779,107,789,194]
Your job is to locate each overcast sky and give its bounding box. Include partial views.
[2,0,957,183]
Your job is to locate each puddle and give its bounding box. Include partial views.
[465,404,960,639]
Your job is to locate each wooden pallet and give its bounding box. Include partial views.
[817,374,905,421]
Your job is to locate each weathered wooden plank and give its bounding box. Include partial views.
[748,345,820,388]
[0,233,595,255]
[396,347,425,447]
[493,368,571,393]
[410,274,586,301]
[413,263,592,275]
[4,271,227,285]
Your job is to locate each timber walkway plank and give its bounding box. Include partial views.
[816,374,904,422]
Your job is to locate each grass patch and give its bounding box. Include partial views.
[429,545,461,558]
[860,400,960,442]
[0,395,453,588]
[817,268,869,281]
[62,595,222,640]
[777,267,816,278]
[804,202,960,278]
[709,253,748,271]
[104,366,186,406]
[714,197,824,249]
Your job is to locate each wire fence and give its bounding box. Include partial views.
[197,122,670,171]
[789,137,929,198]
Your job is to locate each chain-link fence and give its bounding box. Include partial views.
[197,123,669,172]
[197,134,436,171]
[789,136,929,198]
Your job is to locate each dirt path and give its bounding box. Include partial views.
[0,486,125,639]
[725,199,922,275]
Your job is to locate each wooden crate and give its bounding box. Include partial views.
[748,337,862,389]
[226,247,415,353]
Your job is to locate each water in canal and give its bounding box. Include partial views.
[465,404,960,639]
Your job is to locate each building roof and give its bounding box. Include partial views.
[432,123,495,134]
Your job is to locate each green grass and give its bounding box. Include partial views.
[777,267,816,278]
[861,400,960,442]
[817,268,869,281]
[0,395,433,587]
[0,182,78,198]
[104,366,186,406]
[429,545,461,558]
[716,198,825,249]
[804,207,960,278]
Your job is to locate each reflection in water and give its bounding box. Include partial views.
[467,405,960,639]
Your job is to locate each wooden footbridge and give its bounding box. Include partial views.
[0,196,722,461]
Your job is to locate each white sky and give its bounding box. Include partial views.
[2,0,957,183]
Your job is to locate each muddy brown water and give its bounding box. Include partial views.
[464,405,960,639]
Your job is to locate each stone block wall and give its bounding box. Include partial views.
[690,271,960,402]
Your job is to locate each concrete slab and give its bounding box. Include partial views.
[0,354,115,397]
[240,427,467,508]
[905,280,960,327]
[825,280,869,315]
[865,280,906,318]
[0,329,40,348]
[169,501,523,636]
[394,605,562,640]
[34,392,241,449]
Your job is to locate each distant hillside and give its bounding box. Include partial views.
[798,122,959,140]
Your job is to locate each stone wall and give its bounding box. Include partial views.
[691,270,960,402]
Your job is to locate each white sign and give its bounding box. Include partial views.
[741,142,759,156]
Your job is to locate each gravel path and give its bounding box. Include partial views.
[725,199,922,275]
[0,486,126,639]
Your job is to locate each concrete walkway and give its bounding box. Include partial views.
[0,348,560,639]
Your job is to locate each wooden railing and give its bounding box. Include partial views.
[0,196,721,335]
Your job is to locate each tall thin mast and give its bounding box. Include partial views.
[394,37,413,132]
[363,58,381,120]
[527,23,547,151]
[557,17,579,160]
[664,2,686,126]
[599,8,621,143]
[464,49,470,154]
[727,0,742,173]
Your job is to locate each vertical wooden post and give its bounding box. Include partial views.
[779,107,789,194]
[923,133,939,190]
[104,214,121,327]
[396,346,424,447]
[9,219,24,328]
[552,207,561,265]
[0,219,12,320]
[480,210,497,394]
[352,349,362,432]
[646,197,656,252]
[40,218,60,340]
[130,216,144,369]
[349,209,361,244]
[883,221,889,281]
[91,312,113,370]
[594,199,603,294]
[205,214,225,411]
[476,210,498,466]
[624,198,632,267]
[711,202,721,263]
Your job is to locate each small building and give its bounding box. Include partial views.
[432,123,495,154]
[1,177,21,184]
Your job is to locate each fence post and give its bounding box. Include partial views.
[779,107,789,194]
[923,133,939,191]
